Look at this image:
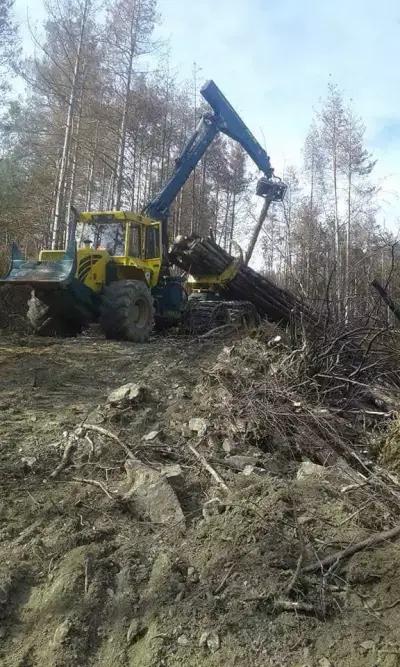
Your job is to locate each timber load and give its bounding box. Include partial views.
[170,235,316,327]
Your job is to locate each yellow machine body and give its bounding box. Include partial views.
[39,211,163,291]
[185,257,241,293]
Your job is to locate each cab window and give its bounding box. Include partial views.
[145,226,160,259]
[129,224,142,257]
[94,223,125,255]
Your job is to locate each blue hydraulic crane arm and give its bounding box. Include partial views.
[143,80,285,250]
[143,112,219,222]
[200,80,273,179]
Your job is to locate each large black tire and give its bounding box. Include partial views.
[27,291,83,337]
[100,280,154,342]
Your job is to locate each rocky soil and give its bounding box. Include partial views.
[1,326,400,666]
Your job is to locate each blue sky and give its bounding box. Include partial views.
[15,0,400,226]
[155,0,400,225]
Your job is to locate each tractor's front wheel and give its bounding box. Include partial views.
[100,280,154,343]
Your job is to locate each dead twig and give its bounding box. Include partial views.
[71,476,115,500]
[303,523,400,573]
[213,563,235,595]
[285,553,304,596]
[188,442,229,492]
[375,597,400,612]
[274,598,316,614]
[197,324,236,340]
[244,594,317,615]
[50,435,78,478]
[80,423,135,459]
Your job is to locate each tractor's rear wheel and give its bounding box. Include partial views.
[100,280,154,343]
[27,291,83,337]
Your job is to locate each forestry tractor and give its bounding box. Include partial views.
[0,80,286,341]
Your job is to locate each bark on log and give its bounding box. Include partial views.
[170,236,315,327]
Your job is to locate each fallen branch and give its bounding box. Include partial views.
[50,436,78,478]
[274,598,316,614]
[375,597,400,612]
[244,594,316,615]
[188,442,229,492]
[285,553,304,596]
[214,563,235,595]
[303,523,400,573]
[197,323,236,340]
[80,424,135,459]
[71,476,115,500]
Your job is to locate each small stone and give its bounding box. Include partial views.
[242,465,255,476]
[143,430,159,442]
[297,461,327,481]
[318,658,332,667]
[21,456,37,469]
[126,619,140,645]
[187,566,199,583]
[107,383,147,407]
[207,632,220,653]
[161,464,183,481]
[202,498,225,520]
[268,335,282,346]
[199,632,209,648]
[360,640,375,651]
[222,438,234,454]
[177,634,190,646]
[53,619,71,645]
[225,455,258,471]
[189,418,208,437]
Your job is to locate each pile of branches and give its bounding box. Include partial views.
[198,330,366,470]
[299,318,400,409]
[198,316,400,476]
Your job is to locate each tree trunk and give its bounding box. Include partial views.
[51,0,90,248]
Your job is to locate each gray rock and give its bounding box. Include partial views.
[225,455,259,470]
[187,566,199,583]
[189,417,208,437]
[107,383,147,407]
[297,461,327,480]
[207,632,220,653]
[124,460,185,526]
[126,619,140,645]
[177,634,190,646]
[161,464,183,481]
[142,430,159,442]
[202,498,225,520]
[53,618,71,646]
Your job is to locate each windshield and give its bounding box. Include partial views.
[77,222,125,255]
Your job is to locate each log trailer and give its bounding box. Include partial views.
[0,80,286,341]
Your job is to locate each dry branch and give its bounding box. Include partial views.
[71,476,115,500]
[81,423,135,459]
[50,436,78,478]
[303,523,400,573]
[188,442,229,492]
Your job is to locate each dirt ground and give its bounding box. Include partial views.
[1,327,400,667]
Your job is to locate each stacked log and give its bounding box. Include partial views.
[170,236,315,326]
